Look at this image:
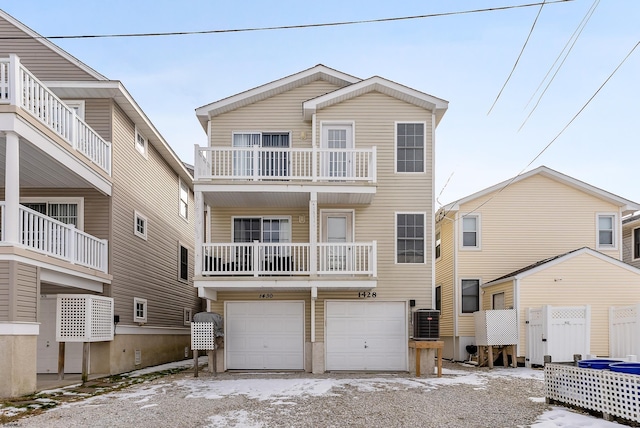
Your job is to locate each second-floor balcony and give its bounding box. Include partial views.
[0,202,108,273]
[195,145,376,183]
[0,55,111,176]
[201,241,376,277]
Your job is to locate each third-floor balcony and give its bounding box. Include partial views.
[195,145,376,184]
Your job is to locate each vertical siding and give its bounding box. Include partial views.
[456,174,624,336]
[0,260,9,321]
[0,17,98,81]
[435,217,455,336]
[518,252,640,357]
[110,102,198,327]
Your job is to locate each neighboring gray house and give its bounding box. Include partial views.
[0,10,199,398]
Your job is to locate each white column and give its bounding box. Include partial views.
[194,190,204,276]
[311,286,317,343]
[309,191,318,274]
[5,131,20,243]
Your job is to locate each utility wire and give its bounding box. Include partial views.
[487,0,547,115]
[519,0,599,131]
[441,39,639,220]
[0,0,573,40]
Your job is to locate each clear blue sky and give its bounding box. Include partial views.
[2,1,638,206]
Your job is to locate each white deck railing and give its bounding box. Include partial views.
[0,203,108,273]
[0,56,111,175]
[195,145,376,183]
[201,241,376,277]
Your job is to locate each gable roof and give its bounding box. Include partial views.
[440,166,640,216]
[195,64,360,129]
[623,212,640,227]
[0,9,106,81]
[302,76,449,125]
[483,247,640,286]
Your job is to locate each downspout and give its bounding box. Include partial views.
[514,277,521,359]
[431,111,436,309]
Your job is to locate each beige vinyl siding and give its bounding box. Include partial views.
[456,174,623,336]
[15,262,37,322]
[81,99,112,143]
[110,103,197,327]
[0,260,9,320]
[210,80,342,148]
[481,281,514,311]
[316,91,434,309]
[0,18,97,81]
[518,252,640,357]
[435,217,455,336]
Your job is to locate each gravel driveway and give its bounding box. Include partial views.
[3,362,549,428]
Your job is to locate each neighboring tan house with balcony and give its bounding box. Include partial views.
[622,213,640,269]
[193,65,448,373]
[0,10,199,397]
[435,166,640,363]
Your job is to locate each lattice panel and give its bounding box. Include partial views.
[57,294,114,342]
[612,306,636,320]
[552,308,586,319]
[191,322,220,350]
[474,309,518,346]
[545,364,640,422]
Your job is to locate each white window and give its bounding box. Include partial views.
[596,213,616,249]
[183,308,192,326]
[179,244,189,282]
[435,229,441,260]
[65,100,85,120]
[396,122,425,173]
[461,214,480,249]
[232,132,290,177]
[21,197,84,229]
[461,279,480,314]
[396,213,425,263]
[134,211,148,240]
[134,298,147,323]
[135,126,148,157]
[179,179,189,220]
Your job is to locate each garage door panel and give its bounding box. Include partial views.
[326,301,407,371]
[226,301,304,370]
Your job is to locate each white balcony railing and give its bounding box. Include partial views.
[0,55,112,175]
[0,203,108,273]
[201,241,376,277]
[195,146,376,183]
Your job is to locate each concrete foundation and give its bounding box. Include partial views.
[0,335,37,398]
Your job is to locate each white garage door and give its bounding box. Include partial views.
[326,301,407,371]
[226,301,304,370]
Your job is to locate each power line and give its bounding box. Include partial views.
[0,0,573,40]
[487,0,547,115]
[519,0,600,131]
[440,39,639,220]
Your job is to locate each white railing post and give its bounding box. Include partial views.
[252,145,259,181]
[371,240,377,277]
[371,146,377,183]
[8,54,20,107]
[67,224,76,264]
[70,109,78,150]
[253,240,259,277]
[195,190,204,276]
[312,146,318,182]
[102,239,109,273]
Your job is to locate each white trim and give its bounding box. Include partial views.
[193,183,376,196]
[0,322,40,335]
[394,121,427,174]
[115,325,191,335]
[394,212,427,264]
[40,269,104,293]
[319,208,356,244]
[0,253,109,286]
[134,210,148,240]
[179,177,189,221]
[135,125,148,158]
[63,100,86,120]
[194,278,376,291]
[133,297,148,323]
[596,212,618,250]
[20,196,85,230]
[459,212,481,250]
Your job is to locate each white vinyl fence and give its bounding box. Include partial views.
[526,305,591,367]
[610,304,640,359]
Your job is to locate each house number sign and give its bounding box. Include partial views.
[357,291,377,298]
[258,293,274,299]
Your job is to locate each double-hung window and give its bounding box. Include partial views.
[597,213,616,249]
[461,214,480,249]
[232,132,290,178]
[396,122,425,173]
[134,211,148,240]
[135,126,147,157]
[179,245,189,282]
[179,179,189,220]
[435,229,441,259]
[461,279,480,314]
[396,213,425,263]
